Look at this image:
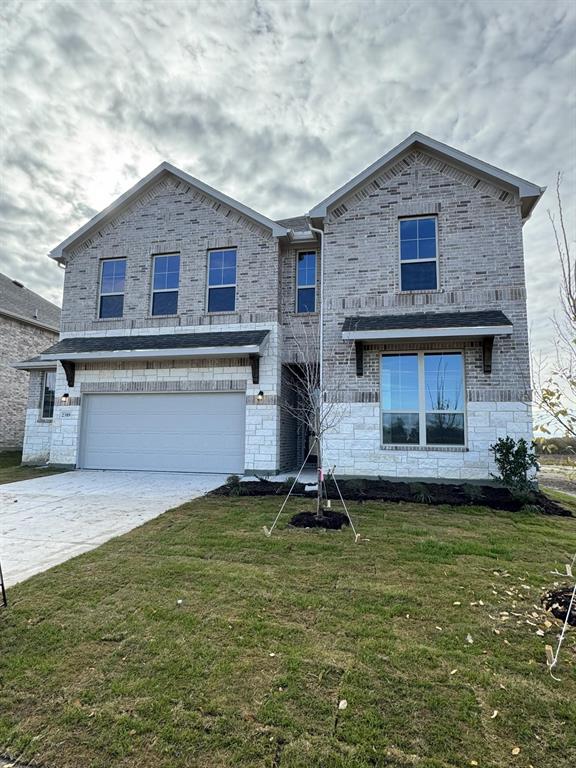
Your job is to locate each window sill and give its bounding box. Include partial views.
[37,417,53,423]
[206,311,238,316]
[397,289,443,296]
[294,311,319,317]
[95,316,124,322]
[149,314,180,319]
[381,444,468,452]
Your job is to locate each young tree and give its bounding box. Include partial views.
[533,173,576,439]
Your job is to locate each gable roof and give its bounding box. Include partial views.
[49,162,289,263]
[0,272,60,332]
[309,132,545,221]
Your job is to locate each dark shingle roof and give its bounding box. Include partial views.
[342,310,512,333]
[0,272,61,330]
[40,330,269,357]
[276,215,309,232]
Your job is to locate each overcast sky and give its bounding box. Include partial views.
[1,0,574,359]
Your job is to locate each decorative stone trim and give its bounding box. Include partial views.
[467,388,531,402]
[77,357,250,371]
[57,397,81,406]
[80,380,247,394]
[380,445,468,453]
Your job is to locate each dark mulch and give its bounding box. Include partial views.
[541,584,576,626]
[289,509,349,530]
[213,476,572,517]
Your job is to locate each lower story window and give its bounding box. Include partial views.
[381,352,465,446]
[41,370,56,419]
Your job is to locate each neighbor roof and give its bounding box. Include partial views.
[49,162,289,263]
[309,132,545,221]
[0,272,60,331]
[38,330,270,360]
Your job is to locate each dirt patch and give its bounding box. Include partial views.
[541,584,576,626]
[289,509,349,530]
[212,476,572,517]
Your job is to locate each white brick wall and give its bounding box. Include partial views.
[323,401,533,480]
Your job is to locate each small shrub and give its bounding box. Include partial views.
[409,482,433,505]
[490,436,538,492]
[226,475,243,496]
[462,483,484,505]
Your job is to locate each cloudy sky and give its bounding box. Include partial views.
[1,0,574,359]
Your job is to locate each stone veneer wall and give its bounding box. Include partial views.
[21,369,57,463]
[36,322,281,473]
[0,315,58,450]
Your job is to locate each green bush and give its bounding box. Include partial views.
[490,437,538,492]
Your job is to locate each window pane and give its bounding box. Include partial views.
[401,261,437,290]
[208,286,235,312]
[222,250,237,269]
[152,291,178,316]
[424,353,464,411]
[418,218,436,239]
[99,294,124,319]
[400,239,418,261]
[297,287,315,313]
[298,252,316,288]
[101,259,126,293]
[381,355,419,410]
[209,251,223,270]
[42,371,56,419]
[418,238,436,259]
[382,413,419,444]
[222,267,236,285]
[426,413,465,445]
[209,267,223,286]
[400,219,418,240]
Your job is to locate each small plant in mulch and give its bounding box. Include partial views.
[289,508,349,530]
[541,584,576,626]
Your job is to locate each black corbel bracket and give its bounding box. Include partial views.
[249,354,260,385]
[482,336,494,375]
[61,360,76,388]
[355,341,364,377]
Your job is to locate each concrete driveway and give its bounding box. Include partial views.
[0,470,224,587]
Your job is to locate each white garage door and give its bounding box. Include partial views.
[79,392,245,473]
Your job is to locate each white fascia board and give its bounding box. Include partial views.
[309,131,545,218]
[342,325,513,341]
[40,344,262,362]
[12,360,57,370]
[49,162,288,262]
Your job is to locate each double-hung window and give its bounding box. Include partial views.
[296,251,316,313]
[99,258,126,319]
[151,253,180,316]
[40,370,56,419]
[399,216,438,291]
[208,248,236,312]
[381,352,465,446]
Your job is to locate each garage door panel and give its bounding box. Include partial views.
[80,393,245,473]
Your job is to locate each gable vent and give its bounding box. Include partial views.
[499,190,510,201]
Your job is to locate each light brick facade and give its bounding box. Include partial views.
[21,140,539,479]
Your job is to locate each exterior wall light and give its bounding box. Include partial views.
[61,393,70,404]
[256,390,264,402]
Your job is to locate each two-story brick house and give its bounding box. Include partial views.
[17,133,544,479]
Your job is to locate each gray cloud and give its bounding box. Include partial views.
[0,0,574,362]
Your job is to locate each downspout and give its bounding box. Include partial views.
[306,218,325,488]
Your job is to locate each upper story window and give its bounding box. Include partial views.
[99,258,126,319]
[151,253,180,316]
[41,370,56,419]
[399,217,438,291]
[296,251,316,313]
[208,248,236,312]
[381,352,465,446]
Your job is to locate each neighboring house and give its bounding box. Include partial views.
[0,273,60,451]
[16,132,544,479]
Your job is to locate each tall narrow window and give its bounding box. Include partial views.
[99,258,126,319]
[152,253,180,316]
[399,217,438,291]
[296,251,316,313]
[41,370,56,419]
[208,248,236,312]
[381,352,465,446]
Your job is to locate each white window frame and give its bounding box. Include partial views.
[398,216,439,292]
[380,350,466,448]
[150,252,180,317]
[98,258,126,319]
[40,370,56,420]
[295,250,317,314]
[207,248,237,313]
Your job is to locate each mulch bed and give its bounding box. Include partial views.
[289,509,349,530]
[541,584,576,626]
[213,476,572,517]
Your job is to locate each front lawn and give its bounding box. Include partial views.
[1,496,575,768]
[0,451,66,485]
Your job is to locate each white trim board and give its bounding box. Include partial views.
[39,344,262,363]
[342,325,513,341]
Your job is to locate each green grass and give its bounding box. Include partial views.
[542,487,576,515]
[1,496,575,768]
[0,451,67,485]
